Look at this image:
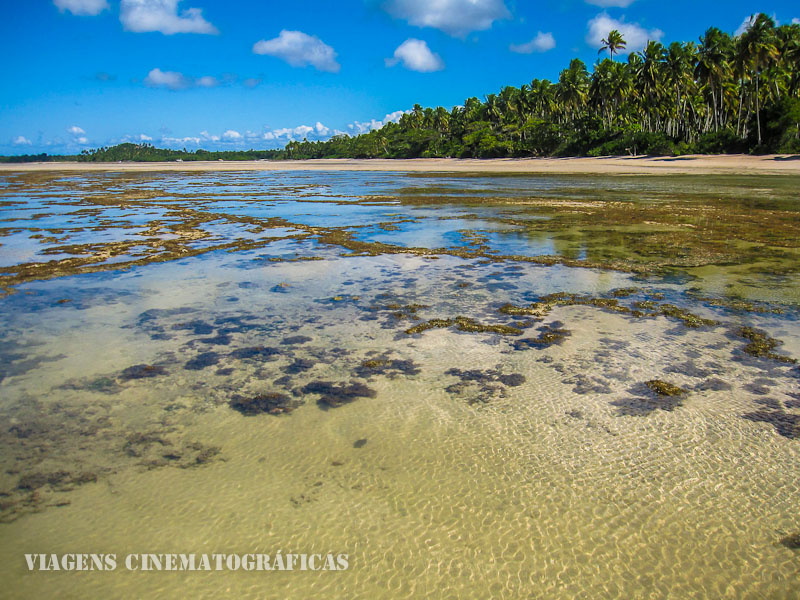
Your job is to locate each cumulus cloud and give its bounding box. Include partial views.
[13,136,32,146]
[586,12,662,53]
[144,68,220,90]
[144,68,192,89]
[735,15,755,36]
[381,0,510,37]
[510,32,556,53]
[54,0,109,16]
[585,0,637,7]
[162,135,202,146]
[157,113,405,151]
[793,17,799,24]
[253,30,340,73]
[386,39,444,72]
[120,0,218,35]
[67,126,86,135]
[196,75,218,87]
[222,130,242,141]
[348,110,409,134]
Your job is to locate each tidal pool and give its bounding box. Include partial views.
[0,170,798,598]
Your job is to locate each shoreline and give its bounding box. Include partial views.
[1,154,799,175]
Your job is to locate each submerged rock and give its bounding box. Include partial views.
[229,392,298,416]
[229,346,280,361]
[405,316,522,336]
[184,352,221,370]
[119,364,167,380]
[301,380,377,408]
[444,368,526,404]
[645,380,687,397]
[354,356,421,379]
[281,335,312,345]
[780,532,800,549]
[512,324,571,350]
[736,327,797,364]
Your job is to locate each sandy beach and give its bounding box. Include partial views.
[2,154,799,175]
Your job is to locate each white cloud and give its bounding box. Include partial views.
[144,68,192,89]
[253,30,340,73]
[53,0,109,16]
[348,110,409,134]
[386,39,444,72]
[76,137,89,144]
[585,0,637,7]
[196,75,218,87]
[222,130,242,141]
[793,18,799,24]
[735,15,755,36]
[120,0,218,35]
[735,14,782,36]
[586,12,663,53]
[315,122,330,136]
[243,77,262,88]
[13,136,32,146]
[143,68,220,90]
[162,135,202,146]
[67,125,86,135]
[381,0,510,37]
[510,32,556,53]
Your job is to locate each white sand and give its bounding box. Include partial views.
[1,154,799,175]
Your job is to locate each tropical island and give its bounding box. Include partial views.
[3,14,798,165]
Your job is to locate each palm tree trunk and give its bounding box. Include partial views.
[755,69,761,145]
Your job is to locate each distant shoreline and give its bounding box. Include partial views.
[1,155,799,176]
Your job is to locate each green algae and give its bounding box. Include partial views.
[499,294,717,329]
[300,380,377,408]
[229,392,298,416]
[780,532,800,549]
[645,380,688,397]
[4,171,800,295]
[405,316,522,336]
[736,327,797,364]
[512,325,571,349]
[657,304,717,328]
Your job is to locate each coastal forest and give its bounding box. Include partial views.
[289,14,800,159]
[4,13,798,162]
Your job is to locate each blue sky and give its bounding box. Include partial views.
[2,0,798,154]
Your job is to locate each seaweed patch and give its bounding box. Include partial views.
[405,316,522,336]
[444,367,526,404]
[736,327,797,364]
[229,392,299,416]
[300,380,377,408]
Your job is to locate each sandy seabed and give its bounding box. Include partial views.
[1,154,799,175]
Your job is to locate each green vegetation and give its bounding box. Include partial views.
[3,15,797,163]
[288,15,800,158]
[0,143,285,163]
[75,143,283,162]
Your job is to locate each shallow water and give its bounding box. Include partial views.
[1,171,799,598]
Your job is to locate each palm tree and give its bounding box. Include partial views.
[556,59,590,123]
[740,13,779,144]
[696,27,733,132]
[599,30,627,61]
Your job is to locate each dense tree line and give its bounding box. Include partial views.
[287,14,800,159]
[0,144,285,163]
[75,143,284,162]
